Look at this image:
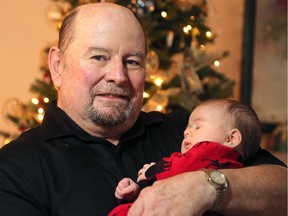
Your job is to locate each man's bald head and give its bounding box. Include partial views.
[58,3,146,55]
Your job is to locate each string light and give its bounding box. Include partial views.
[148,5,155,12]
[161,11,167,18]
[156,105,163,111]
[31,98,39,105]
[57,23,62,30]
[206,31,213,38]
[43,97,50,103]
[143,92,150,98]
[38,108,44,114]
[37,114,44,122]
[183,26,189,34]
[4,138,12,145]
[154,77,164,87]
[214,60,220,67]
[183,25,193,34]
[192,27,200,36]
[199,45,205,51]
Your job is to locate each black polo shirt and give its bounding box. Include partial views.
[0,101,284,216]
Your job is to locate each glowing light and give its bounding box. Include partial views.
[31,98,39,105]
[43,97,50,103]
[161,11,167,18]
[199,45,205,51]
[190,16,195,21]
[37,114,44,122]
[149,6,155,12]
[143,92,150,98]
[131,7,137,13]
[187,25,192,30]
[38,108,44,114]
[156,105,163,111]
[4,138,12,145]
[206,31,212,38]
[149,75,156,79]
[214,60,220,67]
[154,77,164,87]
[192,27,200,36]
[57,23,62,30]
[183,26,189,34]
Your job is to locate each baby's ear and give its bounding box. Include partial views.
[225,128,242,148]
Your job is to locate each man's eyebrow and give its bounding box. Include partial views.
[131,51,145,56]
[85,47,145,58]
[125,51,146,59]
[86,46,112,54]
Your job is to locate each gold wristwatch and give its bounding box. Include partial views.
[204,169,228,212]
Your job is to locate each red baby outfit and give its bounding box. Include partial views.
[109,141,243,216]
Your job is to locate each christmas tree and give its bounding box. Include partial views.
[0,0,234,144]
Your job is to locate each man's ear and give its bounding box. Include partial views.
[48,47,62,88]
[225,128,242,148]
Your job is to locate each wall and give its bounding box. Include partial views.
[207,0,245,100]
[0,0,58,144]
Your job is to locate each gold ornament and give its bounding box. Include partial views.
[180,49,203,94]
[146,50,159,80]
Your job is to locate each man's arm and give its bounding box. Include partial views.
[221,165,287,216]
[128,165,287,216]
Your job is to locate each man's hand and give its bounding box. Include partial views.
[128,171,215,216]
[115,178,140,202]
[128,165,287,216]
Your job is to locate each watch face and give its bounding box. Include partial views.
[210,170,226,185]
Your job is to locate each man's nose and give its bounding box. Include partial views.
[104,59,127,84]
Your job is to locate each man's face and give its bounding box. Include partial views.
[56,8,146,129]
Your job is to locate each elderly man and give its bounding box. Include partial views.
[0,3,286,216]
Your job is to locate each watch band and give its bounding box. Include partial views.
[211,184,227,212]
[203,169,228,212]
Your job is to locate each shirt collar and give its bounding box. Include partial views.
[40,100,164,143]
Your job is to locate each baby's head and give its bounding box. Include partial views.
[181,99,261,160]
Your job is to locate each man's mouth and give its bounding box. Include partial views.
[96,93,130,101]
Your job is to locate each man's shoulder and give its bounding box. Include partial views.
[245,147,287,167]
[0,127,43,160]
[139,110,190,125]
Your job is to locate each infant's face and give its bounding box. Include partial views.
[181,104,231,154]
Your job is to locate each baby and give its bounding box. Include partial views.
[109,99,262,216]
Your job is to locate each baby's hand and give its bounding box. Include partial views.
[137,162,156,182]
[115,178,140,201]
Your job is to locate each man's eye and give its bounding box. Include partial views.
[126,60,141,69]
[91,55,106,61]
[127,60,140,65]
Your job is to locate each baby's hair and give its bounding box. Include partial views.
[201,99,262,160]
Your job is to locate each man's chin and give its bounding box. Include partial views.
[93,99,130,109]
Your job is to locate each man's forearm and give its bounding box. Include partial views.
[221,165,287,216]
